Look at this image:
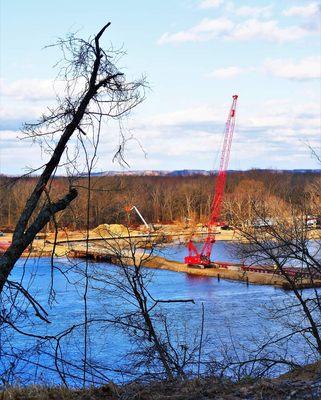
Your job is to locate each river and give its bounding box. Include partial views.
[1,242,317,385]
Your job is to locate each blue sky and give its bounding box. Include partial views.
[0,0,320,174]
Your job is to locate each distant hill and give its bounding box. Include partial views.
[87,169,321,177]
[2,169,321,179]
[88,169,212,177]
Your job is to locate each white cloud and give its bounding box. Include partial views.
[199,0,222,9]
[137,98,320,134]
[264,56,321,80]
[193,17,233,33]
[138,105,222,127]
[0,130,44,175]
[228,4,273,18]
[158,17,313,44]
[95,95,321,171]
[283,2,321,18]
[130,98,320,170]
[158,17,233,44]
[207,56,321,80]
[0,103,46,125]
[158,31,198,44]
[207,66,245,78]
[2,97,320,173]
[0,130,21,141]
[199,0,272,17]
[229,19,310,42]
[0,79,62,101]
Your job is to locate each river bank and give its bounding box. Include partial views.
[2,362,321,399]
[2,225,321,289]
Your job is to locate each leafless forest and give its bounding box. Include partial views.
[0,170,319,231]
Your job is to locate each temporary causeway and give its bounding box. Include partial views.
[70,248,321,290]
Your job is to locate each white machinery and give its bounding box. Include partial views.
[127,205,155,232]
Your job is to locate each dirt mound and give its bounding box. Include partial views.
[93,223,129,237]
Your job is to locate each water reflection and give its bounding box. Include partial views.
[186,274,214,282]
[3,243,317,384]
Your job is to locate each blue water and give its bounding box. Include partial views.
[0,243,317,386]
[155,240,239,263]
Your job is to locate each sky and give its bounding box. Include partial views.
[0,0,320,175]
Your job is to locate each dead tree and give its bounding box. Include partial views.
[86,228,200,380]
[231,197,321,363]
[0,23,145,294]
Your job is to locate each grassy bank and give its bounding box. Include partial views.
[2,365,321,400]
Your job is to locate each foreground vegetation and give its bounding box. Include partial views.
[2,363,321,400]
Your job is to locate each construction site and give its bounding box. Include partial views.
[2,4,321,394]
[1,220,320,290]
[1,95,320,290]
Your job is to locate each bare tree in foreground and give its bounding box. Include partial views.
[229,191,321,370]
[0,23,145,295]
[84,228,202,381]
[0,23,206,386]
[0,23,146,386]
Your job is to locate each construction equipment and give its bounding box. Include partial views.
[185,95,238,267]
[0,240,11,253]
[125,205,155,232]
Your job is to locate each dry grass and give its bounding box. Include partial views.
[277,360,321,382]
[0,383,117,400]
[1,373,320,400]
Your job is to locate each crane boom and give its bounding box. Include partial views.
[126,205,155,232]
[131,206,150,230]
[185,95,238,267]
[209,95,238,225]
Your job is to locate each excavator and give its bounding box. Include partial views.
[125,205,155,232]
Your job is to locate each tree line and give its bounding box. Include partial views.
[0,169,319,231]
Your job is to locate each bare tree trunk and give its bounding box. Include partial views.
[0,23,145,294]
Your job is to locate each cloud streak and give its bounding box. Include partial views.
[283,2,321,18]
[264,56,321,80]
[158,17,315,44]
[199,0,222,9]
[207,55,321,80]
[0,79,62,101]
[226,4,273,18]
[129,98,320,170]
[158,17,233,44]
[207,66,246,78]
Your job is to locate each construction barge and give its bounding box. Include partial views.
[69,248,321,290]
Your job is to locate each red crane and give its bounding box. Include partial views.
[184,95,238,267]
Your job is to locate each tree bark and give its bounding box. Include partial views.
[0,23,112,293]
